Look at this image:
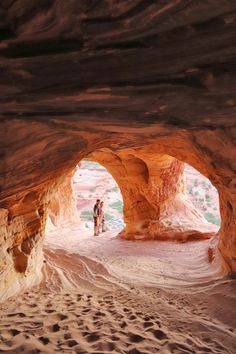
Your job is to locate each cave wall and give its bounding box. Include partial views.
[0,117,235,298]
[1,1,236,297]
[0,189,45,300]
[46,170,79,231]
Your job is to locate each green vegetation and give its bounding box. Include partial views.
[80,210,93,221]
[109,200,123,214]
[204,212,221,226]
[89,187,96,193]
[194,179,198,187]
[205,193,211,202]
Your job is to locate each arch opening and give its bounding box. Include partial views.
[74,160,125,233]
[0,128,231,303]
[45,149,220,245]
[45,160,125,234]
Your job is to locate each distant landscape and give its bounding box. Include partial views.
[185,164,220,226]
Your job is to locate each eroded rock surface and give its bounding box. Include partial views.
[88,149,217,241]
[47,170,79,230]
[1,1,236,296]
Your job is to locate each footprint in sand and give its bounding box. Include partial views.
[38,336,50,345]
[94,311,106,317]
[45,309,54,313]
[143,321,154,328]
[123,307,130,313]
[143,315,151,321]
[64,339,78,348]
[82,330,90,337]
[59,314,68,321]
[128,349,148,354]
[151,329,168,340]
[110,334,120,341]
[9,329,20,336]
[64,332,72,340]
[50,323,60,332]
[128,332,144,343]
[120,321,127,329]
[82,308,90,314]
[85,331,100,342]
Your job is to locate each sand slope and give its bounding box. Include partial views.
[0,229,236,353]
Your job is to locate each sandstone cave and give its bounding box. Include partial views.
[0,1,236,353]
[45,156,220,242]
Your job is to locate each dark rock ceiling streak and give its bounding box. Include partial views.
[0,0,236,128]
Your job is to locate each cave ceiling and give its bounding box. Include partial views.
[0,0,236,129]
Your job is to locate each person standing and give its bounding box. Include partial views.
[99,201,105,233]
[93,199,100,236]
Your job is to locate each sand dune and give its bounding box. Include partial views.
[0,229,236,353]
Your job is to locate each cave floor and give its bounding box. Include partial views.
[0,228,236,354]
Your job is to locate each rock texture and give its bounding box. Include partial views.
[46,170,79,230]
[88,149,217,240]
[1,1,236,296]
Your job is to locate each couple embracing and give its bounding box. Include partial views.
[93,199,105,236]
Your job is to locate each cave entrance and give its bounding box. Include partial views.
[87,148,221,242]
[44,154,222,288]
[43,149,223,291]
[73,160,125,233]
[45,150,221,243]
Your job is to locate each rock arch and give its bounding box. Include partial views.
[0,121,235,299]
[87,148,217,241]
[1,1,236,299]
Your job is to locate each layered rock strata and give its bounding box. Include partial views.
[1,1,236,297]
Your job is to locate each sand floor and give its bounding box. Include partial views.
[0,227,236,353]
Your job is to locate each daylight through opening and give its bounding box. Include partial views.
[74,160,125,233]
[45,155,220,240]
[185,164,221,228]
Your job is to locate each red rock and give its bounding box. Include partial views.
[1,1,236,297]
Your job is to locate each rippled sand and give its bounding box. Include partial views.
[0,228,236,353]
